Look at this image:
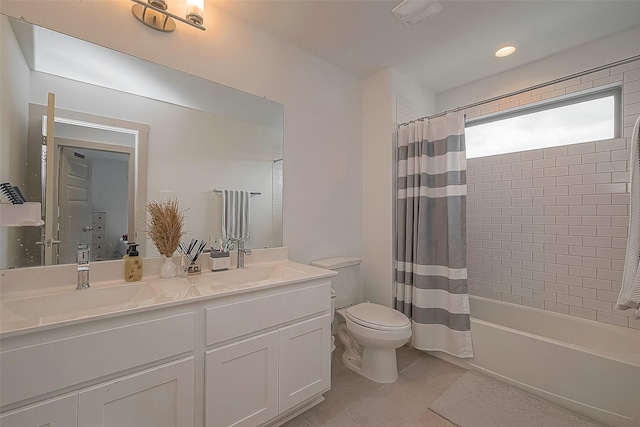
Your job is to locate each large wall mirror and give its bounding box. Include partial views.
[0,15,284,270]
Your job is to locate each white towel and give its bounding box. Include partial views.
[618,115,640,318]
[222,190,250,240]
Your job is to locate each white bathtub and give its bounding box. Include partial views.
[435,296,640,427]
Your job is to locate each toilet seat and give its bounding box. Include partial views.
[345,303,410,332]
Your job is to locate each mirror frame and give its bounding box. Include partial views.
[33,104,149,262]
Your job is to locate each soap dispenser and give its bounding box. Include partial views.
[124,243,143,282]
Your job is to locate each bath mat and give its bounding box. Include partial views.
[430,372,605,427]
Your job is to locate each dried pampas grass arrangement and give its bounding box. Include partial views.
[145,199,186,257]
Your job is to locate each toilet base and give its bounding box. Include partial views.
[342,347,399,384]
[334,307,409,384]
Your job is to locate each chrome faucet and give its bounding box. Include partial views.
[76,243,90,290]
[236,239,252,269]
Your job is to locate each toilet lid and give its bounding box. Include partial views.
[346,303,410,331]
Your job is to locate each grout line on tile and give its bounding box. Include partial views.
[398,355,427,374]
[428,408,463,427]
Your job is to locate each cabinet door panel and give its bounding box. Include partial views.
[78,357,194,427]
[279,314,331,412]
[0,392,77,427]
[205,331,278,427]
[2,312,194,407]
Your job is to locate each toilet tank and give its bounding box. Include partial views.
[311,257,360,309]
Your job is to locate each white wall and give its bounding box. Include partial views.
[0,0,363,265]
[0,16,30,269]
[362,69,394,305]
[361,68,435,306]
[92,157,129,259]
[392,71,436,125]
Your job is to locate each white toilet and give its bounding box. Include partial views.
[311,257,411,384]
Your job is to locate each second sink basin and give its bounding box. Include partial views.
[207,265,306,287]
[1,282,157,320]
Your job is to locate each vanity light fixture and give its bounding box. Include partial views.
[495,45,516,57]
[131,0,205,32]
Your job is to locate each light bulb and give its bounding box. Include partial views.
[495,45,516,58]
[186,0,204,25]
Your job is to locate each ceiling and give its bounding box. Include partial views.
[214,0,640,94]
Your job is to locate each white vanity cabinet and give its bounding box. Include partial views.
[204,281,332,427]
[0,270,333,427]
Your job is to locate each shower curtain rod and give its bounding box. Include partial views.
[400,54,640,126]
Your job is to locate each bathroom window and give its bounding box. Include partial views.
[465,88,621,159]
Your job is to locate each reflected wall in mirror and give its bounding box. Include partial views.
[0,15,284,270]
[21,105,148,268]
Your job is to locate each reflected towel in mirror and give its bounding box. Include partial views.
[222,190,250,240]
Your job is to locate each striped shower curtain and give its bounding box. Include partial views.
[618,115,640,317]
[395,112,473,358]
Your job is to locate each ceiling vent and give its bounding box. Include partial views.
[392,0,442,27]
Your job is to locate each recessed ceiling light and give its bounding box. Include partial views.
[495,45,516,58]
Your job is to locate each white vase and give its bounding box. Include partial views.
[160,256,177,278]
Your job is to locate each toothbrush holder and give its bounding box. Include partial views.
[187,262,201,275]
[210,250,230,271]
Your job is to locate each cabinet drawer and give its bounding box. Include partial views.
[206,282,329,346]
[92,212,106,223]
[0,392,77,427]
[91,225,105,234]
[1,312,194,406]
[91,230,105,238]
[92,242,105,250]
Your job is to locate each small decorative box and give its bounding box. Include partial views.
[210,250,230,271]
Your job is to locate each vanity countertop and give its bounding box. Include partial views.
[0,260,336,338]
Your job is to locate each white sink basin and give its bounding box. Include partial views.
[1,282,157,320]
[208,265,306,287]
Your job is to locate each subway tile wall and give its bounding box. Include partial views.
[464,58,640,329]
[396,94,426,124]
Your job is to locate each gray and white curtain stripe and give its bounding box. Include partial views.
[619,115,640,317]
[395,112,474,358]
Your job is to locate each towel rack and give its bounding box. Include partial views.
[213,189,261,196]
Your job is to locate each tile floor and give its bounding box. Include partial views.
[283,343,603,427]
[282,344,461,427]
